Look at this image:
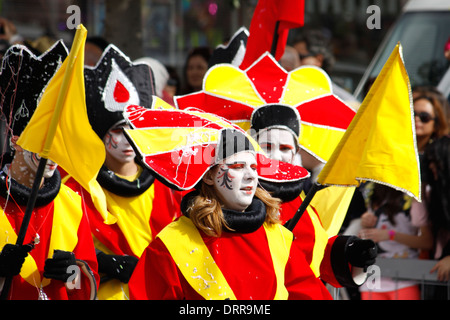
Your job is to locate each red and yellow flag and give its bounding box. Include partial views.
[17,25,114,224]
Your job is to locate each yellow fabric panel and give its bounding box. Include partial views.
[263,223,292,300]
[158,217,293,300]
[103,183,155,258]
[299,123,346,163]
[205,65,265,106]
[158,216,237,300]
[125,127,220,156]
[282,67,332,106]
[310,186,356,237]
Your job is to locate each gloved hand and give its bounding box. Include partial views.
[96,252,138,283]
[43,250,77,282]
[345,237,377,271]
[0,243,33,277]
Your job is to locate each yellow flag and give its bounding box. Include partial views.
[317,43,420,201]
[17,25,115,224]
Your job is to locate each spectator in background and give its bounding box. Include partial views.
[413,86,450,129]
[412,90,448,155]
[358,183,434,300]
[421,135,450,298]
[180,46,212,94]
[291,28,359,108]
[84,36,109,66]
[134,57,170,99]
[0,17,22,60]
[280,45,300,71]
[163,65,181,106]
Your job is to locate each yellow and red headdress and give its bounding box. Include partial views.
[122,96,309,191]
[175,53,356,163]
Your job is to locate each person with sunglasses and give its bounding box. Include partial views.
[412,91,448,154]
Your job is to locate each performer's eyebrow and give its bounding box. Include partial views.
[226,162,245,168]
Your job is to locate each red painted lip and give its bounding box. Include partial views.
[241,186,253,194]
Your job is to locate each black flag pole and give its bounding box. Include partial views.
[0,157,48,300]
[270,21,280,56]
[285,182,327,231]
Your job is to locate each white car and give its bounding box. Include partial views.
[354,0,450,102]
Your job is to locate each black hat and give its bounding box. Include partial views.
[250,104,301,139]
[216,128,255,163]
[84,44,156,139]
[0,41,68,137]
[208,27,248,68]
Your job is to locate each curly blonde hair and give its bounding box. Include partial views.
[187,178,281,237]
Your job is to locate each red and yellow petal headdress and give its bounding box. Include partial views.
[175,53,356,163]
[123,96,309,190]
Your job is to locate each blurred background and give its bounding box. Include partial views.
[0,0,449,100]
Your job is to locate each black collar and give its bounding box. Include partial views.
[96,164,155,197]
[181,191,266,234]
[0,166,61,207]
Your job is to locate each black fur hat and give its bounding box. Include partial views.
[84,44,156,139]
[250,104,301,140]
[0,41,68,137]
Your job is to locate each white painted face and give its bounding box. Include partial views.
[257,128,297,164]
[23,150,58,178]
[103,123,135,164]
[205,151,258,212]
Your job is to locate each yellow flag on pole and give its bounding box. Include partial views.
[17,25,114,224]
[317,43,420,201]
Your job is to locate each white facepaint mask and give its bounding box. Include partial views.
[23,150,58,178]
[257,128,297,164]
[103,123,135,164]
[209,151,258,212]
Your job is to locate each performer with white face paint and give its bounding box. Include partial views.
[204,151,258,212]
[129,127,333,300]
[63,45,182,300]
[251,104,377,290]
[257,127,298,164]
[102,122,137,176]
[0,42,98,300]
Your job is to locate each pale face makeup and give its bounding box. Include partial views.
[257,128,297,164]
[205,151,258,212]
[23,150,58,178]
[103,123,136,165]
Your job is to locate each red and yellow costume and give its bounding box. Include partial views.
[0,174,99,300]
[129,215,332,300]
[280,197,355,287]
[63,171,181,299]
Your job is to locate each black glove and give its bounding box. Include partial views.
[345,237,377,271]
[43,250,77,282]
[0,243,33,277]
[97,252,138,283]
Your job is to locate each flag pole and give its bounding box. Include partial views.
[285,182,326,231]
[0,25,87,300]
[270,21,280,56]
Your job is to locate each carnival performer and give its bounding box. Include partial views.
[63,45,182,300]
[125,101,333,300]
[0,42,98,300]
[250,104,377,288]
[175,51,377,289]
